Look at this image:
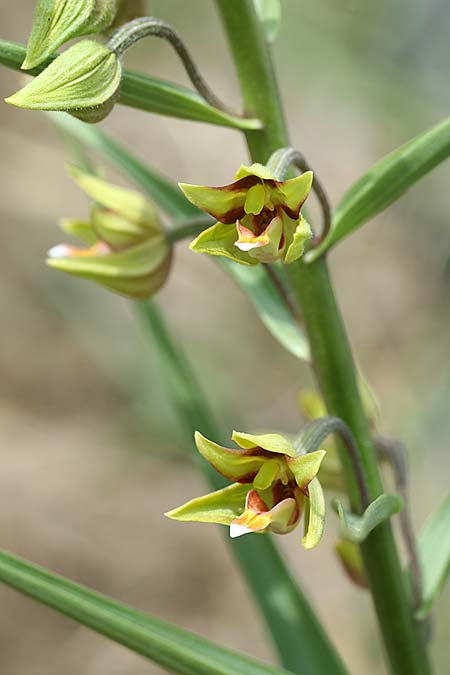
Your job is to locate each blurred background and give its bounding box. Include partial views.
[0,1,449,673]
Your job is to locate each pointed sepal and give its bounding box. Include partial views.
[165,482,252,526]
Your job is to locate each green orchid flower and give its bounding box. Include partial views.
[166,429,327,549]
[179,163,313,265]
[46,167,171,299]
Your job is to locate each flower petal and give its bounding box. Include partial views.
[284,215,312,264]
[189,221,257,266]
[194,431,269,482]
[179,183,247,223]
[230,489,299,537]
[244,183,266,215]
[165,482,252,526]
[302,477,326,549]
[234,163,277,182]
[287,449,326,494]
[232,430,296,457]
[46,235,171,299]
[277,171,313,219]
[59,218,98,245]
[70,167,161,232]
[237,217,283,264]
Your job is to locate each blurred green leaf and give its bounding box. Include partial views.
[253,0,281,42]
[49,112,197,219]
[414,491,450,618]
[0,548,296,675]
[219,260,311,361]
[308,117,450,261]
[332,494,403,543]
[0,39,262,130]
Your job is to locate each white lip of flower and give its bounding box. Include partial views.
[229,522,253,539]
[47,242,110,258]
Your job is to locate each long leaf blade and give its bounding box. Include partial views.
[48,112,197,219]
[219,260,310,361]
[0,39,261,130]
[0,548,295,675]
[308,117,450,260]
[414,491,450,618]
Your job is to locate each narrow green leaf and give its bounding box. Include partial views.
[0,548,294,675]
[332,494,403,543]
[308,117,450,261]
[414,491,450,618]
[218,260,311,361]
[0,39,262,130]
[48,112,197,219]
[253,0,281,42]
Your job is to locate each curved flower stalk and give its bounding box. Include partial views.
[6,40,121,123]
[47,167,171,299]
[22,0,119,71]
[166,429,326,549]
[179,163,313,265]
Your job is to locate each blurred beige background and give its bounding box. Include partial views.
[0,1,449,673]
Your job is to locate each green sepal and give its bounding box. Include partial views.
[165,482,252,526]
[332,494,403,543]
[70,167,162,232]
[59,218,98,245]
[7,40,122,123]
[232,430,296,457]
[302,477,325,549]
[335,539,367,588]
[287,450,326,493]
[91,207,149,249]
[234,163,277,181]
[194,431,268,482]
[47,235,171,299]
[277,172,313,218]
[284,215,313,264]
[22,0,118,71]
[189,221,258,266]
[179,182,247,223]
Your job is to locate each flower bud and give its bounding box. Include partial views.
[22,0,119,70]
[46,168,171,299]
[6,40,122,123]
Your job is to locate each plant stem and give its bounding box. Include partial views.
[108,17,238,116]
[215,2,432,673]
[137,300,348,675]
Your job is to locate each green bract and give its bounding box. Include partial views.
[179,163,313,265]
[6,40,122,123]
[22,0,118,70]
[166,429,326,548]
[46,167,171,299]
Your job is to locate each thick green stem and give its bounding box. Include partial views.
[137,300,348,675]
[215,2,431,674]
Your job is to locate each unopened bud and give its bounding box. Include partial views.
[22,0,119,70]
[6,40,122,123]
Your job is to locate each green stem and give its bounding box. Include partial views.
[168,215,212,243]
[215,2,431,674]
[137,300,347,675]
